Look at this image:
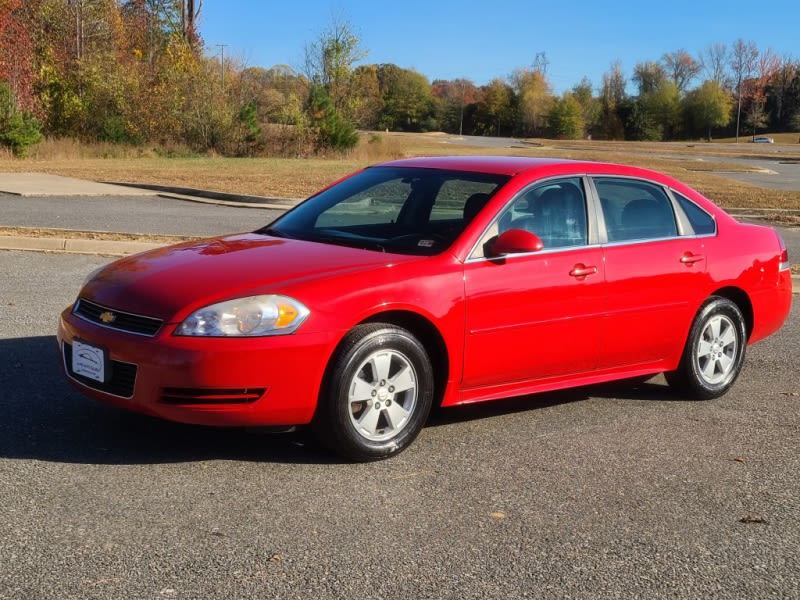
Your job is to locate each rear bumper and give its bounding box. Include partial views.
[749,270,793,345]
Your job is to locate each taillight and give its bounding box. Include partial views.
[777,232,790,272]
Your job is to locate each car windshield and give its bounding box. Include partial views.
[260,166,509,255]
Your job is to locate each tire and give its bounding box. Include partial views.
[665,296,747,400]
[313,323,434,461]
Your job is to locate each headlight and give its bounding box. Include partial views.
[175,295,310,337]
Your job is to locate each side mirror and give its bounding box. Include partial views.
[486,229,544,257]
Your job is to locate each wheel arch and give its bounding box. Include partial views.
[358,310,450,407]
[709,286,754,340]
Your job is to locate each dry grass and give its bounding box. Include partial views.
[0,226,196,244]
[1,132,799,209]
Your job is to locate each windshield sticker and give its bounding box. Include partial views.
[417,239,435,248]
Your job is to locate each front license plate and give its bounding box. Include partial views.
[72,340,107,383]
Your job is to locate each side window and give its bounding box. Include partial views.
[497,177,588,249]
[673,192,716,235]
[595,178,678,242]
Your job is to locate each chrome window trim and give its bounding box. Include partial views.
[588,175,684,244]
[464,242,604,264]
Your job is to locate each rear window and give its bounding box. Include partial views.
[594,178,678,242]
[673,192,716,235]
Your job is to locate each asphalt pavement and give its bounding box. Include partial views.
[0,250,798,599]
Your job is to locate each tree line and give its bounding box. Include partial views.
[1,4,799,157]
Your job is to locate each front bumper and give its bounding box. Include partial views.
[58,306,337,427]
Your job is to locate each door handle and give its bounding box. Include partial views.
[680,253,705,265]
[569,264,598,278]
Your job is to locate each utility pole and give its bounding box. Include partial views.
[459,80,465,137]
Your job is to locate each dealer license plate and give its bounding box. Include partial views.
[72,340,107,383]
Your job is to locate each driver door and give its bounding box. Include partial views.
[462,178,605,390]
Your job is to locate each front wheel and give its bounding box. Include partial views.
[313,323,434,461]
[666,296,747,399]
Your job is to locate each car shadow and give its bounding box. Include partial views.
[1,336,685,465]
[428,376,682,428]
[0,335,339,465]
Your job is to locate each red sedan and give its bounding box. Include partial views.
[57,157,793,461]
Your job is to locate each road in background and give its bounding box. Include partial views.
[445,135,800,192]
[0,249,798,599]
[0,192,283,237]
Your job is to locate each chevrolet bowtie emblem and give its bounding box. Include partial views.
[99,311,117,324]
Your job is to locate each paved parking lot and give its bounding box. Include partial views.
[0,249,797,599]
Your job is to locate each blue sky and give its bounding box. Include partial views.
[200,1,799,93]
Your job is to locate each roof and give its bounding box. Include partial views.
[374,155,591,176]
[371,156,689,192]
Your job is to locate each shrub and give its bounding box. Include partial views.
[0,82,44,157]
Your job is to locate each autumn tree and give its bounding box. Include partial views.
[766,57,800,130]
[377,64,433,131]
[431,78,478,134]
[599,61,626,139]
[512,68,552,136]
[571,77,599,137]
[348,65,382,128]
[628,61,681,140]
[662,49,701,94]
[683,80,732,141]
[474,78,513,136]
[0,0,37,112]
[547,93,584,139]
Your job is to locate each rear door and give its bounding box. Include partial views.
[592,177,709,369]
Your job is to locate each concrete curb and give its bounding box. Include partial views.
[0,235,165,256]
[156,192,296,210]
[104,181,301,208]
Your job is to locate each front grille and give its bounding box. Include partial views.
[73,298,163,337]
[63,342,137,398]
[160,387,266,405]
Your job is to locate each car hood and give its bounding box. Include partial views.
[81,233,420,320]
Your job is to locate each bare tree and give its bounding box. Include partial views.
[632,61,666,95]
[700,43,729,88]
[730,39,759,142]
[601,60,626,107]
[770,55,800,127]
[662,49,701,93]
[304,16,367,116]
[182,0,202,44]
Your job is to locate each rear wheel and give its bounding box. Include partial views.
[666,297,746,399]
[314,323,434,461]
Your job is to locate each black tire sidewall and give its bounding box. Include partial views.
[319,324,434,461]
[682,297,747,399]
